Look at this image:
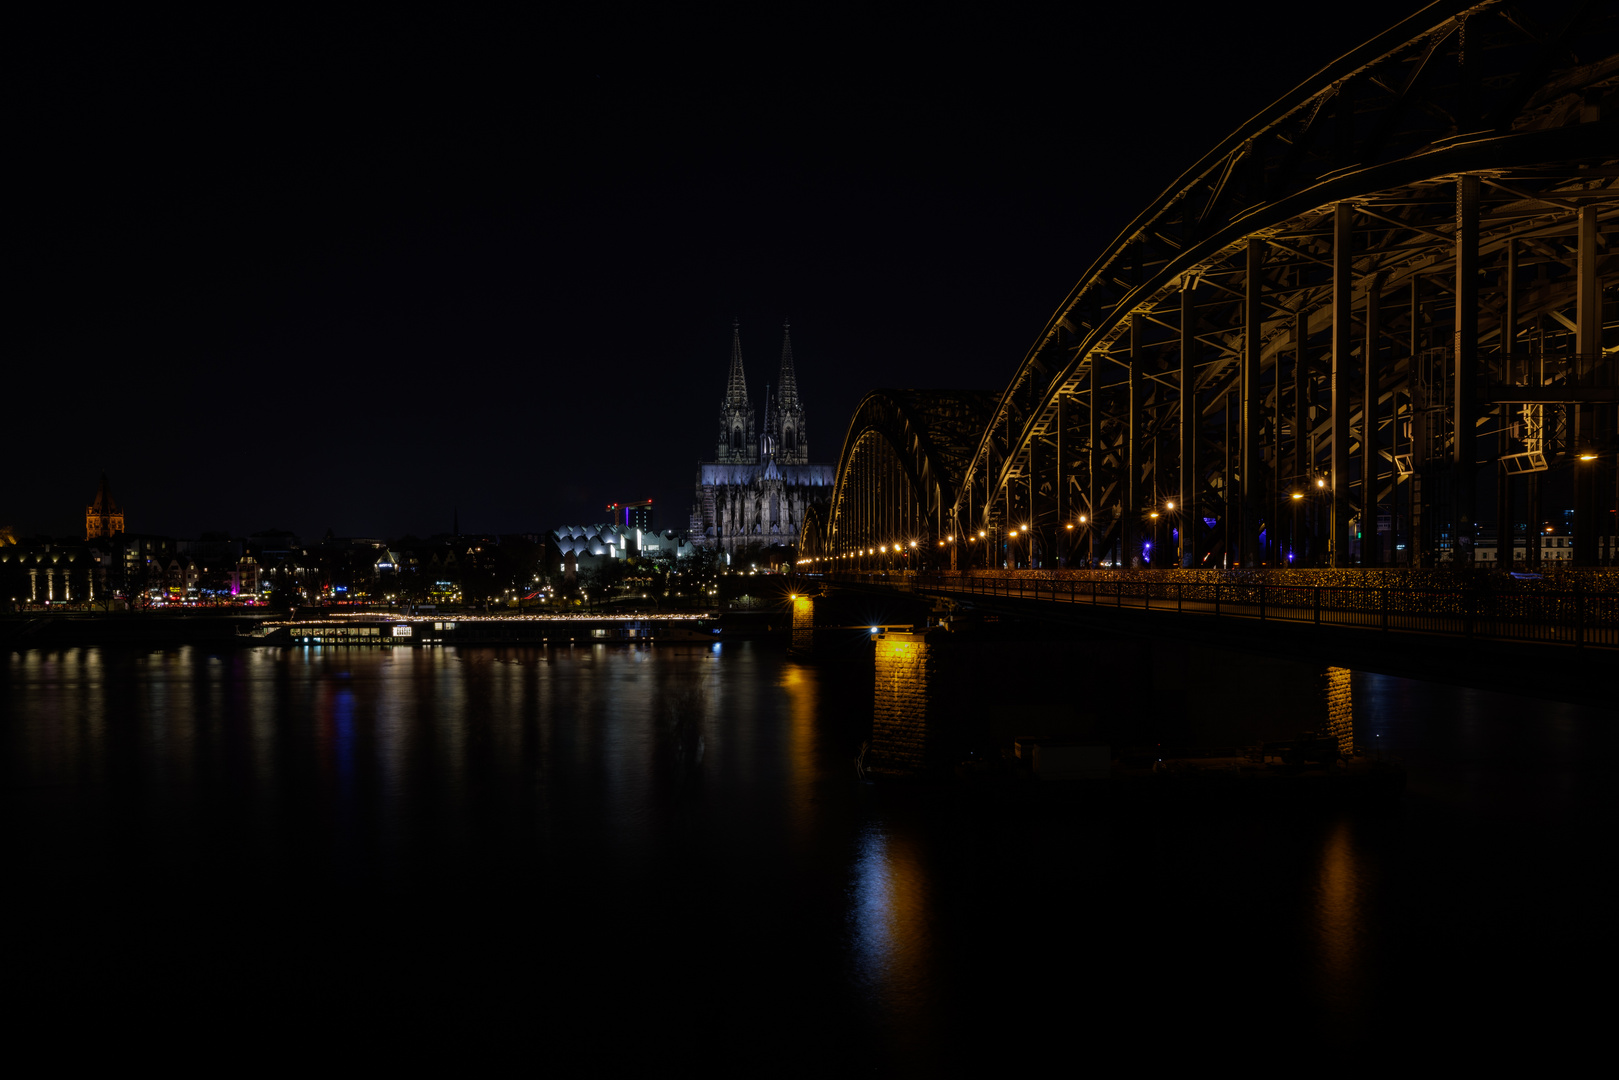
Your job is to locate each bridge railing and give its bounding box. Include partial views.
[825,572,1618,649]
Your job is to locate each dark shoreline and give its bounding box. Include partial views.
[0,609,767,649]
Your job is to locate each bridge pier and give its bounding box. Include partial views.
[1326,666,1355,756]
[790,594,815,655]
[870,629,944,773]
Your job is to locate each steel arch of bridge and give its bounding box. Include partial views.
[834,0,1619,572]
[801,389,996,572]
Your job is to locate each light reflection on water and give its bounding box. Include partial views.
[849,821,934,1054]
[3,644,1610,1064]
[1314,815,1366,1031]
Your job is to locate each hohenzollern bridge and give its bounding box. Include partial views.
[797,0,1618,677]
[802,0,1616,575]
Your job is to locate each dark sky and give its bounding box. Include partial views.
[13,4,1422,541]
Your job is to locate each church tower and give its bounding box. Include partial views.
[771,321,808,465]
[86,473,124,540]
[715,320,756,464]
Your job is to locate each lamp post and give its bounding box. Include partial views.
[1314,475,1329,566]
[1166,500,1180,568]
[1290,491,1304,566]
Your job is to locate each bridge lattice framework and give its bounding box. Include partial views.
[804,0,1619,574]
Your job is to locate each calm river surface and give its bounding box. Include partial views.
[4,643,1610,1069]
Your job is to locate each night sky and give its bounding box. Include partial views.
[14,4,1420,541]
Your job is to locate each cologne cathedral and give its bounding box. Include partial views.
[689,322,834,555]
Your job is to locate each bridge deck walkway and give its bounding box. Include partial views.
[826,574,1618,651]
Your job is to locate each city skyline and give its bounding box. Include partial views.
[10,3,1421,540]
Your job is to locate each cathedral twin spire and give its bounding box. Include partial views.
[715,320,807,466]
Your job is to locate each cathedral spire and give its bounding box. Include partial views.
[715,319,757,464]
[92,472,115,512]
[777,320,800,411]
[725,318,749,408]
[771,320,808,465]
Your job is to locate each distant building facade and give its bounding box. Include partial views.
[607,500,655,532]
[552,525,697,578]
[1472,525,1610,564]
[689,322,833,554]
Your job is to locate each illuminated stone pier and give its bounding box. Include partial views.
[870,629,947,773]
[790,594,815,655]
[1326,666,1354,755]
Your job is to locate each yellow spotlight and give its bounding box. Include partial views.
[1579,453,1597,461]
[1317,478,1326,488]
[1166,501,1175,511]
[1150,512,1160,519]
[1292,493,1304,500]
[1065,524,1073,530]
[1079,515,1087,524]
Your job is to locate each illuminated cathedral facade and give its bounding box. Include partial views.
[689,322,834,555]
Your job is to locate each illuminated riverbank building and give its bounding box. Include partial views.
[86,474,124,540]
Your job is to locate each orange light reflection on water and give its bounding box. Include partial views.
[778,663,819,846]
[1315,815,1368,1032]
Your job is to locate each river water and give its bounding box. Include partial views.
[4,643,1609,1069]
